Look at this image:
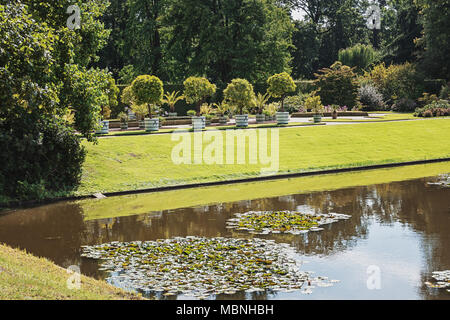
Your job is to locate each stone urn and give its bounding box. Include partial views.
[191,116,206,130]
[144,118,159,132]
[235,114,249,127]
[276,112,290,125]
[96,120,109,134]
[255,114,266,123]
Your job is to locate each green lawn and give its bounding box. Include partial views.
[0,243,142,300]
[79,119,450,195]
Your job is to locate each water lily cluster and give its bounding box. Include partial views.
[81,237,338,298]
[226,211,351,235]
[425,270,450,292]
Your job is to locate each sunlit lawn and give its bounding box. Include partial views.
[79,119,450,195]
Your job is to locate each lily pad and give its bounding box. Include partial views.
[81,237,338,298]
[225,210,351,235]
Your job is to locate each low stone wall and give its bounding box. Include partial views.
[291,111,369,118]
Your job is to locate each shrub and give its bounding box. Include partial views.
[223,79,256,115]
[253,93,270,114]
[338,44,379,73]
[358,84,386,111]
[105,78,121,118]
[365,62,424,104]
[418,92,439,107]
[131,104,148,120]
[414,100,450,117]
[118,112,128,123]
[263,103,279,117]
[121,86,135,106]
[267,72,297,112]
[163,91,184,113]
[439,83,450,100]
[284,95,305,113]
[183,77,216,115]
[314,62,359,108]
[131,75,164,118]
[304,95,323,114]
[200,103,213,116]
[0,118,86,201]
[187,110,197,117]
[392,98,417,112]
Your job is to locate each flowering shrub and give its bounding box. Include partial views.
[358,84,386,111]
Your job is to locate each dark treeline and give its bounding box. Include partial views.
[94,0,450,84]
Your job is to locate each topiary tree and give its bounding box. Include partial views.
[267,72,296,112]
[223,79,256,115]
[121,85,135,107]
[314,62,359,108]
[183,77,216,116]
[131,75,164,118]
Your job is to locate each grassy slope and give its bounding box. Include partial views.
[80,161,450,221]
[79,119,450,195]
[0,243,142,300]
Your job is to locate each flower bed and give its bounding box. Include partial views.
[291,111,369,118]
[226,211,351,235]
[81,237,338,298]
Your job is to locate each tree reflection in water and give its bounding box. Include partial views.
[0,175,448,299]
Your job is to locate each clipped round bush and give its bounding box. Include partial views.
[131,75,164,117]
[183,77,216,114]
[267,72,296,112]
[358,84,386,111]
[223,79,256,115]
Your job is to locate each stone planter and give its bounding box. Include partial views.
[235,114,249,127]
[120,122,128,130]
[191,116,206,130]
[144,118,159,132]
[205,118,211,125]
[96,120,109,134]
[139,120,145,130]
[265,115,275,121]
[313,114,322,123]
[168,112,178,117]
[256,114,266,123]
[219,116,228,124]
[276,112,290,125]
[332,111,338,119]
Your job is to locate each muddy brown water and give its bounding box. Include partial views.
[0,176,449,300]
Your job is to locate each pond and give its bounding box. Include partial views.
[0,167,449,300]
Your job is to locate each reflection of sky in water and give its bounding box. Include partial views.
[275,219,424,300]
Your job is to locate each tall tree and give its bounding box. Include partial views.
[162,0,294,85]
[415,0,450,80]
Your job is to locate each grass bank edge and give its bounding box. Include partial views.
[80,161,450,221]
[0,243,143,300]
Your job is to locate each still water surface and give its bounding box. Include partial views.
[0,175,449,300]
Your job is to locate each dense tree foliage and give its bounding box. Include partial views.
[0,1,111,202]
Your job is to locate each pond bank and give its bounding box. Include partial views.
[0,243,143,300]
